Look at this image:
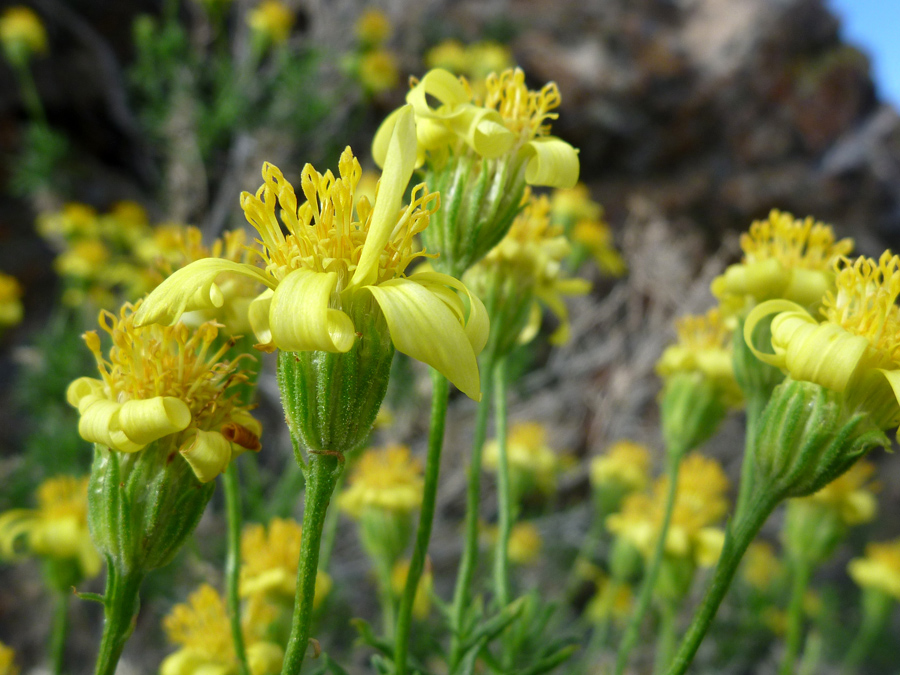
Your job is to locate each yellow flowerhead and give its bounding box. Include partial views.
[741,541,782,591]
[746,251,900,433]
[713,210,853,313]
[374,67,579,189]
[465,42,514,82]
[337,444,424,518]
[135,107,488,400]
[0,475,101,578]
[240,517,332,605]
[506,521,542,565]
[358,48,400,94]
[465,193,591,347]
[247,0,294,45]
[607,453,730,564]
[162,584,284,675]
[483,421,561,495]
[66,303,261,483]
[585,578,633,626]
[657,307,743,408]
[36,202,99,241]
[0,642,18,675]
[0,272,23,327]
[848,539,900,601]
[98,200,151,249]
[590,440,652,496]
[425,39,468,74]
[391,558,432,619]
[0,6,47,64]
[550,183,603,226]
[799,459,878,526]
[355,8,392,47]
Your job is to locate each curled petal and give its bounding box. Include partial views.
[66,377,105,412]
[407,271,489,355]
[179,429,233,483]
[366,277,483,400]
[268,269,355,353]
[78,400,143,453]
[743,299,810,368]
[134,259,274,328]
[780,321,869,393]
[445,105,514,158]
[248,288,275,347]
[405,68,470,117]
[713,258,789,303]
[523,137,580,188]
[118,396,192,445]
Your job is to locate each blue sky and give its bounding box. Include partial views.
[828,0,900,106]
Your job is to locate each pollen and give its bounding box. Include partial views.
[482,68,561,140]
[740,210,853,271]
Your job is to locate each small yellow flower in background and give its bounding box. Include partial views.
[162,584,284,675]
[550,183,603,226]
[425,39,468,74]
[741,540,782,591]
[657,307,743,408]
[424,40,514,93]
[0,6,47,64]
[589,440,653,496]
[0,475,101,578]
[337,445,424,518]
[240,517,332,606]
[746,251,900,434]
[585,577,633,626]
[374,67,579,189]
[53,239,111,279]
[607,453,730,565]
[247,0,294,45]
[66,303,261,483]
[391,558,432,619]
[848,539,900,601]
[713,210,853,314]
[483,421,561,496]
[506,521,542,565]
[0,272,23,328]
[0,641,18,675]
[36,202,99,241]
[572,219,626,277]
[355,8,392,48]
[358,48,400,94]
[99,200,151,248]
[465,192,591,346]
[136,108,488,400]
[800,459,878,526]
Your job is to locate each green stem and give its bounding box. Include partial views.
[374,554,397,639]
[223,462,250,675]
[664,492,781,675]
[393,370,450,675]
[654,601,678,675]
[280,452,343,675]
[492,356,512,610]
[50,590,69,675]
[13,61,46,123]
[448,352,495,668]
[614,455,682,675]
[735,391,766,521]
[93,566,144,675]
[779,558,813,675]
[842,589,894,672]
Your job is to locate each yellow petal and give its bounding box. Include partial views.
[407,271,489,355]
[695,528,726,567]
[366,277,482,400]
[134,259,274,327]
[523,137,580,188]
[160,650,219,675]
[781,321,869,393]
[743,299,810,368]
[66,377,104,411]
[445,104,514,158]
[78,399,143,453]
[179,429,233,483]
[351,105,418,290]
[248,288,275,347]
[246,642,285,675]
[117,396,192,445]
[405,68,470,117]
[517,302,542,346]
[267,269,355,353]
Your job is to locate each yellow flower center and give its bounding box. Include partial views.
[741,210,853,270]
[674,308,731,352]
[482,68,561,141]
[338,444,424,516]
[241,148,438,293]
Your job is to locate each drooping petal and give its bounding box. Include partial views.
[78,399,143,453]
[134,259,274,328]
[351,106,418,290]
[781,321,869,393]
[743,299,809,368]
[444,104,514,158]
[366,277,482,400]
[179,429,233,483]
[523,137,580,188]
[66,377,105,412]
[117,396,192,446]
[248,288,275,348]
[267,269,356,353]
[405,68,470,118]
[407,271,489,355]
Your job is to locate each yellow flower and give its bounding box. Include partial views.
[99,200,151,248]
[657,307,742,407]
[0,6,47,62]
[337,444,424,518]
[507,521,542,565]
[355,8,392,47]
[483,421,561,495]
[799,459,878,526]
[848,539,900,600]
[0,272,23,327]
[745,251,900,433]
[713,210,853,313]
[53,240,111,279]
[465,193,591,346]
[572,219,626,277]
[36,202,100,241]
[162,584,284,675]
[358,48,400,94]
[0,641,18,675]
[66,303,261,483]
[464,42,514,82]
[247,0,294,45]
[425,39,468,74]
[374,68,579,189]
[135,108,488,400]
[391,558,432,619]
[240,517,332,606]
[0,475,101,578]
[741,541,782,591]
[585,576,633,626]
[550,183,603,226]
[589,440,652,495]
[607,453,730,564]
